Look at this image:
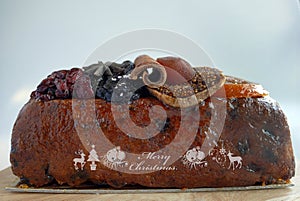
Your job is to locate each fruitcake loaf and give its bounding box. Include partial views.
[10,56,295,188]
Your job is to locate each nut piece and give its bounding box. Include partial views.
[157,56,195,85]
[131,55,226,108]
[148,67,226,108]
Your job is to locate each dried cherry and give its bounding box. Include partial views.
[31,61,148,103]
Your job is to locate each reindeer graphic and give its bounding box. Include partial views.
[73,150,86,170]
[227,151,242,170]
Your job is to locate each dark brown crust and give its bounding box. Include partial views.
[10,95,295,188]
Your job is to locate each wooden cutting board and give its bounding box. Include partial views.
[1,163,299,201]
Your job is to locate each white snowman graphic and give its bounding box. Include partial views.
[182,146,208,169]
[102,146,128,169]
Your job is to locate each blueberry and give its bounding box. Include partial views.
[31,60,148,102]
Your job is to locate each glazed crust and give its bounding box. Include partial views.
[10,94,295,188]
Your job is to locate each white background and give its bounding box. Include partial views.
[0,0,299,170]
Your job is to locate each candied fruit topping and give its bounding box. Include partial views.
[30,60,268,103]
[86,61,149,103]
[31,68,84,101]
[31,61,149,102]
